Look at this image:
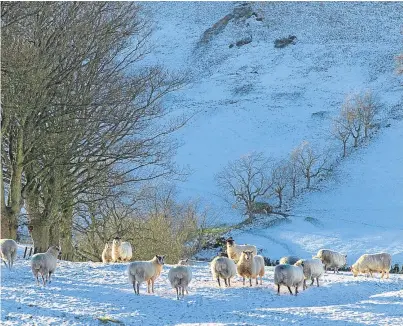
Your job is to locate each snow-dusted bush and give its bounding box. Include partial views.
[274,264,304,295]
[128,255,165,295]
[314,249,347,273]
[101,243,112,263]
[279,255,300,265]
[111,238,132,262]
[210,255,237,287]
[226,237,257,262]
[237,250,265,286]
[0,239,18,270]
[31,246,61,286]
[351,253,391,279]
[168,260,192,299]
[294,258,324,289]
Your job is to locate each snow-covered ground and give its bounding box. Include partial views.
[2,252,403,325]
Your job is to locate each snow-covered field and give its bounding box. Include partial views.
[2,254,403,326]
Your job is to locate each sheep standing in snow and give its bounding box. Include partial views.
[237,250,265,286]
[294,258,324,289]
[274,264,304,295]
[127,255,165,295]
[314,249,347,273]
[210,255,237,287]
[279,256,300,265]
[168,259,192,299]
[0,239,18,270]
[101,243,112,263]
[111,238,133,262]
[226,237,257,263]
[351,253,391,279]
[31,246,61,286]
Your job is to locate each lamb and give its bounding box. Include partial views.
[314,249,347,273]
[101,243,112,263]
[226,237,257,263]
[294,258,324,290]
[127,255,165,295]
[31,246,61,286]
[351,252,391,279]
[111,237,133,262]
[279,255,300,265]
[274,264,304,295]
[168,259,192,299]
[210,255,237,287]
[0,239,18,270]
[236,250,265,286]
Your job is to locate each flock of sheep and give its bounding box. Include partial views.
[0,236,393,299]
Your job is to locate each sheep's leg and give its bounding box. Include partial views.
[310,278,314,286]
[277,284,280,295]
[303,279,307,290]
[243,277,245,286]
[41,273,46,286]
[217,277,221,287]
[287,286,293,295]
[146,280,150,293]
[381,270,384,279]
[151,279,155,293]
[249,278,252,287]
[255,277,258,286]
[132,281,137,294]
[260,276,262,285]
[369,271,373,278]
[35,272,40,286]
[176,287,179,300]
[386,270,390,279]
[136,282,140,295]
[316,277,319,287]
[48,271,52,284]
[224,278,228,287]
[3,260,8,269]
[228,278,231,287]
[295,285,299,296]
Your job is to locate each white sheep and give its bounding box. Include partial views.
[351,252,391,279]
[237,250,265,286]
[226,237,257,263]
[314,249,347,273]
[101,243,112,263]
[127,255,165,295]
[31,246,61,286]
[279,255,300,265]
[111,238,133,262]
[274,264,304,295]
[210,255,237,287]
[0,239,18,270]
[294,258,324,290]
[168,259,192,299]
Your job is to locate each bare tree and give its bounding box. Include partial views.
[216,152,273,222]
[271,160,289,208]
[332,116,351,157]
[341,96,362,148]
[356,91,379,138]
[292,141,328,189]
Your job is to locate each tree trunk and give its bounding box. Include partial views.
[343,140,347,157]
[49,221,60,247]
[1,129,24,239]
[30,218,50,252]
[59,203,74,260]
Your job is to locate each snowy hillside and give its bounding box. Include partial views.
[142,2,403,262]
[2,250,403,325]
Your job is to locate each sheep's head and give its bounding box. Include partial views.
[219,252,229,258]
[105,243,111,250]
[226,237,235,247]
[112,238,122,246]
[155,255,165,265]
[242,250,253,261]
[47,246,61,258]
[294,259,304,267]
[351,264,358,277]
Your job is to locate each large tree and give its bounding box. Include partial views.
[1,2,187,254]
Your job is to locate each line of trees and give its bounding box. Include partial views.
[216,89,381,221]
[1,2,190,259]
